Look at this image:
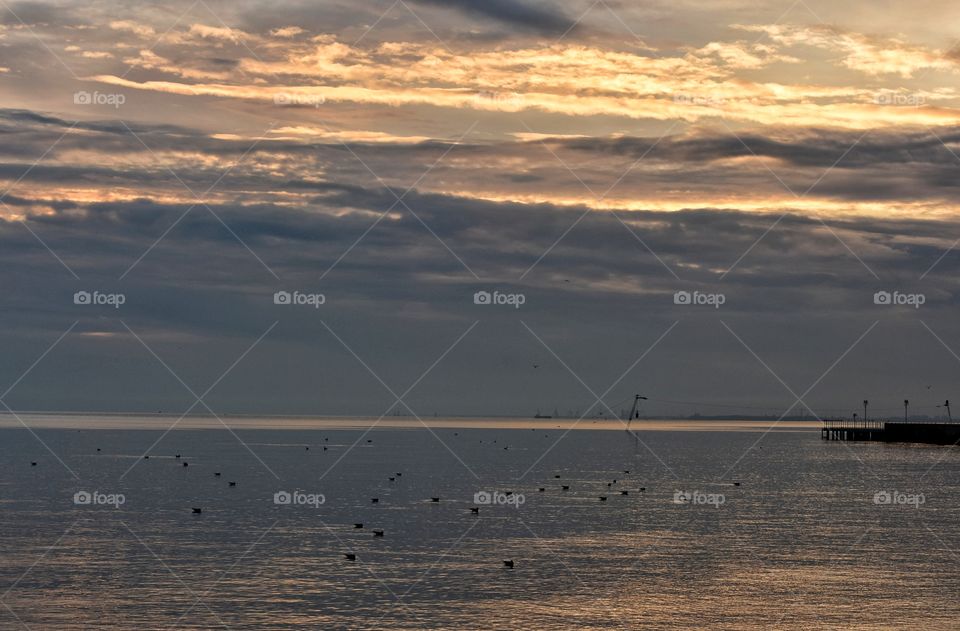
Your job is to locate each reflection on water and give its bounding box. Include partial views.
[1,419,959,629]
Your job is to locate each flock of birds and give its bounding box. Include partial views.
[48,428,742,570]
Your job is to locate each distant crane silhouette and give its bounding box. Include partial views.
[626,394,648,430]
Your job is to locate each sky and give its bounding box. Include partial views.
[1,0,960,418]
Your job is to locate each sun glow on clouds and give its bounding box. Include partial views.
[79,28,960,131]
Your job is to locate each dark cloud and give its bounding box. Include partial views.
[408,0,579,35]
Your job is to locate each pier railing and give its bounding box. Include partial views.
[822,419,885,431]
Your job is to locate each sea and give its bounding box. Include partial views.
[1,415,958,629]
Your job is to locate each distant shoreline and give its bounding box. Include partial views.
[0,412,824,432]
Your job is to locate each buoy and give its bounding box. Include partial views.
[192,508,202,514]
[503,560,514,568]
[344,553,356,560]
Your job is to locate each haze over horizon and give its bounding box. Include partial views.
[2,0,960,418]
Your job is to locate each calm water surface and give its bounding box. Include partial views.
[1,416,959,629]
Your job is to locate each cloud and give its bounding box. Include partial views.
[738,24,958,77]
[407,0,580,35]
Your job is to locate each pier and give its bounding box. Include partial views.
[822,419,960,445]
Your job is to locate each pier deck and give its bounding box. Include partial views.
[822,420,960,445]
